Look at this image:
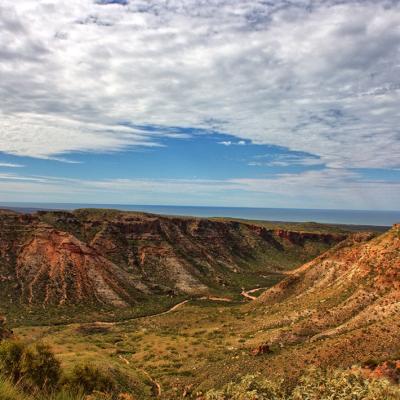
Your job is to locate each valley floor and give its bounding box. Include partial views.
[13,290,400,399]
[12,295,267,398]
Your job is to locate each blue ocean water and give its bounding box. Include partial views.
[1,202,399,227]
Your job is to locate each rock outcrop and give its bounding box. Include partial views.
[16,225,143,307]
[251,342,272,356]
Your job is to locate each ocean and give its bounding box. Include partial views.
[0,202,399,227]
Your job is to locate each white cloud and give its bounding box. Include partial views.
[218,140,247,146]
[0,163,24,168]
[0,0,399,169]
[0,169,398,210]
[249,153,322,167]
[0,112,161,159]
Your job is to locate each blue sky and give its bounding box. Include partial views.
[0,0,399,209]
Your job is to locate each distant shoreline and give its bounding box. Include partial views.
[0,202,398,227]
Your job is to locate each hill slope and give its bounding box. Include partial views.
[231,223,400,380]
[255,224,400,344]
[0,208,347,309]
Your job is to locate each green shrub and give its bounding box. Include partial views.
[205,373,286,399]
[0,341,129,399]
[0,340,61,392]
[291,368,400,400]
[20,342,61,391]
[205,369,400,400]
[0,340,25,383]
[65,364,114,395]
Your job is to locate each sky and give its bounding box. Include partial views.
[0,0,399,210]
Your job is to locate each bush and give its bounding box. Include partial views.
[205,369,400,400]
[0,340,25,383]
[0,341,124,399]
[20,342,61,391]
[0,340,61,392]
[65,364,114,395]
[205,373,286,399]
[0,376,85,400]
[291,368,400,400]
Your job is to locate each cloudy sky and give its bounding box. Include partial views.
[0,0,399,209]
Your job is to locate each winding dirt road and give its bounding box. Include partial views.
[36,286,268,331]
[240,287,269,300]
[138,287,268,320]
[148,299,190,317]
[120,288,267,321]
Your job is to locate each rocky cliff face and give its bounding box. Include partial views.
[255,224,400,346]
[0,209,347,308]
[16,225,144,307]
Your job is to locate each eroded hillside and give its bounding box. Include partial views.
[0,208,347,312]
[255,224,400,344]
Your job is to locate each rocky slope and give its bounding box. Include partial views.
[0,208,346,308]
[256,224,399,336]
[245,223,400,372]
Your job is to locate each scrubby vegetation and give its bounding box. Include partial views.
[0,340,61,392]
[0,340,126,400]
[205,369,400,400]
[66,364,114,395]
[1,337,399,400]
